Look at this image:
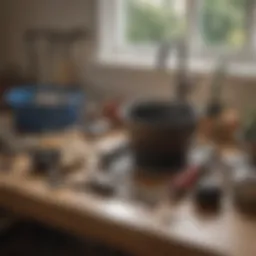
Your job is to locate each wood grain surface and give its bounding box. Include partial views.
[0,130,254,256]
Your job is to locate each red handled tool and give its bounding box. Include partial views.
[171,165,203,199]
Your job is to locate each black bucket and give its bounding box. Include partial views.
[124,101,197,172]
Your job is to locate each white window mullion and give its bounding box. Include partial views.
[97,0,117,59]
[187,0,201,58]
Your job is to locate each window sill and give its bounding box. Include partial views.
[96,53,256,79]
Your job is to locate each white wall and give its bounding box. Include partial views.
[0,0,256,113]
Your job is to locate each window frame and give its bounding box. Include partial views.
[97,0,256,67]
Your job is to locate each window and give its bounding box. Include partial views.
[98,0,256,67]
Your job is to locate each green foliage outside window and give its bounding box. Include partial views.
[126,0,247,47]
[126,0,184,44]
[201,0,246,47]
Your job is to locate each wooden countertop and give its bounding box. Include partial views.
[0,131,254,256]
